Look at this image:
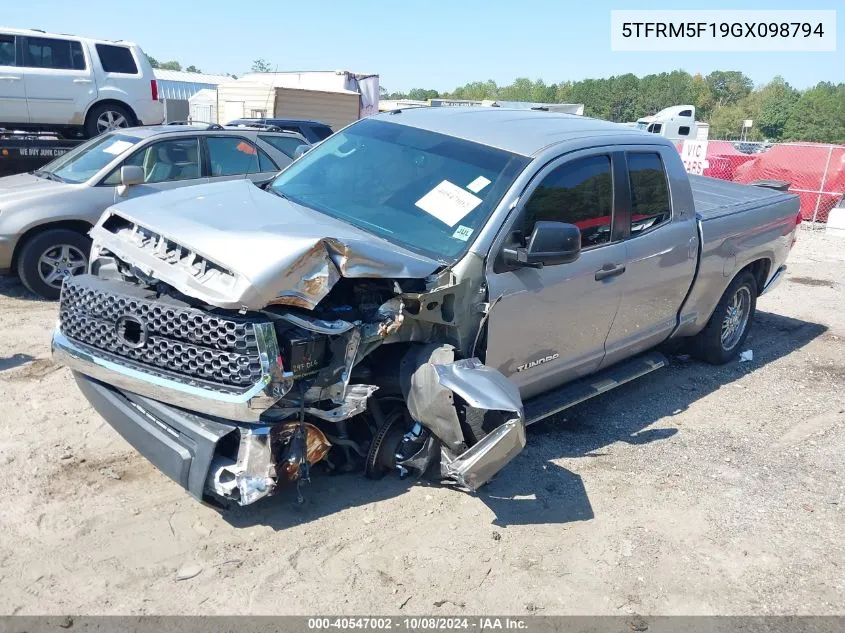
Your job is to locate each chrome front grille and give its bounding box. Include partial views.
[59,276,264,389]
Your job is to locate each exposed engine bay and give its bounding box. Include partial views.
[52,209,526,507]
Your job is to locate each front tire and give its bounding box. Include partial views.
[84,103,134,138]
[689,270,757,365]
[17,229,91,300]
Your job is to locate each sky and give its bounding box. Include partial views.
[3,0,841,92]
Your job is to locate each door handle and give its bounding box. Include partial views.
[0,75,21,80]
[595,263,626,281]
[73,78,93,84]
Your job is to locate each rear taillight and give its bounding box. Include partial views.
[150,79,159,101]
[792,211,802,246]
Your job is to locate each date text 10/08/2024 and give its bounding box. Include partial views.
[307,617,529,630]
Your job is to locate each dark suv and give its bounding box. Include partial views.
[225,118,334,144]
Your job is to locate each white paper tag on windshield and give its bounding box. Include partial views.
[415,180,482,227]
[103,140,134,155]
[452,225,474,241]
[467,176,491,193]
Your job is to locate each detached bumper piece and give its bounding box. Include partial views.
[401,346,526,490]
[74,373,328,506]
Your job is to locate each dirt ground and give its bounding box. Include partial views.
[0,228,843,616]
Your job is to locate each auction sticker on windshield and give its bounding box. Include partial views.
[467,176,491,193]
[415,180,483,227]
[103,140,134,155]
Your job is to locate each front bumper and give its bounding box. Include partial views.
[52,328,290,422]
[74,372,238,501]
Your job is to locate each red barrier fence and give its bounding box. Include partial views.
[677,141,845,223]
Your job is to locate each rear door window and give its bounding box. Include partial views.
[23,37,86,70]
[522,155,614,249]
[95,44,138,74]
[206,137,263,176]
[259,134,306,159]
[626,153,672,235]
[0,34,16,66]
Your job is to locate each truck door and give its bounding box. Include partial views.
[484,149,628,399]
[19,36,93,125]
[0,34,28,123]
[601,148,698,367]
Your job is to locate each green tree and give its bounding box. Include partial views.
[158,60,182,71]
[146,55,160,69]
[690,73,714,120]
[757,77,799,140]
[185,65,202,73]
[408,88,440,101]
[607,73,640,122]
[705,70,753,106]
[251,58,272,73]
[783,82,845,143]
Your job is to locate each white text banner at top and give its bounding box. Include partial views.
[611,10,836,52]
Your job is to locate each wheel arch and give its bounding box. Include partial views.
[12,220,94,270]
[84,99,139,128]
[744,258,771,297]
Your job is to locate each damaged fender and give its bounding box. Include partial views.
[401,345,526,490]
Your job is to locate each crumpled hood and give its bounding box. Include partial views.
[90,179,442,310]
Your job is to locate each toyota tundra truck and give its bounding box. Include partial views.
[51,107,801,507]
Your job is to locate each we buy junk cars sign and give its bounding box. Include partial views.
[682,140,710,175]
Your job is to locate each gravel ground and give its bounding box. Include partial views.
[0,228,843,616]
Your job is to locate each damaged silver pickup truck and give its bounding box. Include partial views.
[52,108,801,507]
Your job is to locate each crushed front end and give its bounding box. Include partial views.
[52,209,525,507]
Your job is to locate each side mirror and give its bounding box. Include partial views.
[293,144,311,160]
[503,221,581,269]
[120,165,144,186]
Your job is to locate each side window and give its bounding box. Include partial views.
[627,153,671,235]
[647,123,663,134]
[679,109,693,117]
[258,149,278,172]
[259,134,306,159]
[311,126,334,141]
[207,137,261,176]
[104,138,201,185]
[678,126,691,136]
[522,155,613,249]
[0,34,16,66]
[23,37,85,70]
[69,41,86,70]
[95,44,138,74]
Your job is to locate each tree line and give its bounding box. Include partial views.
[384,71,845,144]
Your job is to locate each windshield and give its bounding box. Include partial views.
[268,118,530,261]
[36,133,142,184]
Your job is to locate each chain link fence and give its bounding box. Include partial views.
[677,140,845,225]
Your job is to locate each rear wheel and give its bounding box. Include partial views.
[17,229,91,300]
[85,103,134,138]
[689,270,757,365]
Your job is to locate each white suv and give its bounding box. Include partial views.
[0,28,164,138]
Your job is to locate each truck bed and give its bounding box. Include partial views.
[689,174,794,221]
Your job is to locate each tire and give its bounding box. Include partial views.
[689,270,757,365]
[17,229,91,300]
[84,103,135,138]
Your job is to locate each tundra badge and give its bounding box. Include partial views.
[517,353,559,372]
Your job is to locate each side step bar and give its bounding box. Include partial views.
[523,351,668,426]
